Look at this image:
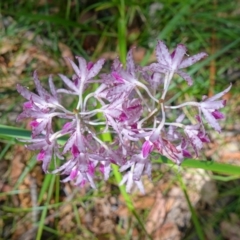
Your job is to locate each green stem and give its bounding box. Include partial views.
[118,0,127,66]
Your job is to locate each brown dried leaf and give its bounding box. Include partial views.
[153,223,181,240]
[146,191,166,234]
[10,146,27,185]
[58,42,74,72]
[134,196,155,209]
[221,220,240,240]
[0,37,17,54]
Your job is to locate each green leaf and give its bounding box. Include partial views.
[178,173,205,240]
[0,124,31,139]
[155,157,240,176]
[0,124,67,144]
[36,174,56,240]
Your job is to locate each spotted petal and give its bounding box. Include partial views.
[88,59,105,79]
[202,108,221,132]
[179,52,208,69]
[156,41,172,66]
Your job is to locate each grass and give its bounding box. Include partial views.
[1,0,240,239]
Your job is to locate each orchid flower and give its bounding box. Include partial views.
[199,84,232,132]
[145,41,208,86]
[16,39,231,193]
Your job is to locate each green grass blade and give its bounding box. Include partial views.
[155,157,240,176]
[0,189,29,197]
[118,18,127,65]
[117,0,127,65]
[0,124,31,139]
[42,226,60,236]
[178,173,205,240]
[158,3,191,40]
[0,124,67,144]
[189,37,240,75]
[210,175,240,182]
[13,155,37,190]
[37,173,54,205]
[2,11,84,29]
[0,142,12,159]
[36,174,56,240]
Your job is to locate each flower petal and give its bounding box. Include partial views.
[33,71,49,98]
[176,70,193,85]
[63,133,76,154]
[202,108,221,132]
[135,180,145,194]
[142,140,154,158]
[67,58,81,78]
[212,110,225,119]
[59,74,78,92]
[126,172,133,193]
[179,52,208,69]
[133,162,144,181]
[119,161,133,172]
[156,41,171,66]
[207,84,232,102]
[48,75,58,99]
[88,59,105,79]
[126,48,135,76]
[171,44,186,70]
[142,63,168,73]
[77,56,87,82]
[201,100,225,109]
[17,84,43,104]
